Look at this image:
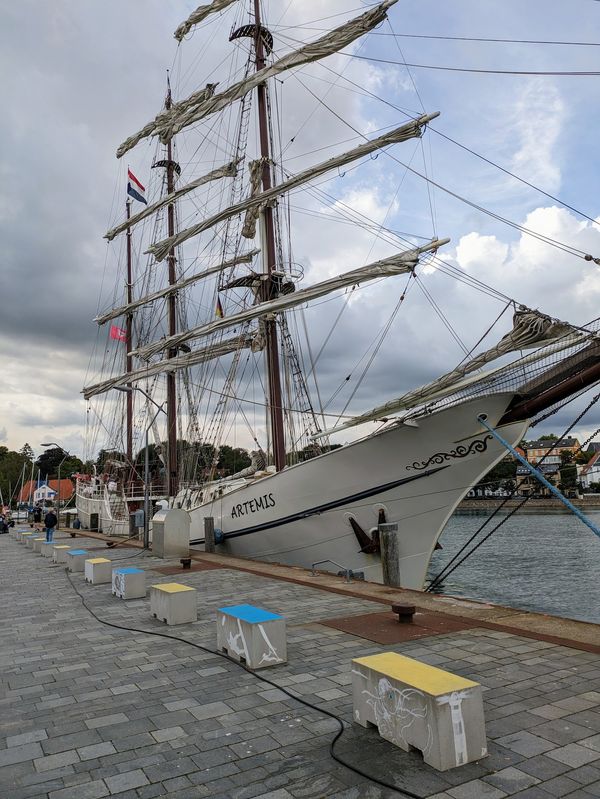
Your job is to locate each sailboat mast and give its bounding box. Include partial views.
[253,0,286,472]
[125,200,133,468]
[165,84,178,499]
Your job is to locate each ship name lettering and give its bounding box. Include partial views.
[231,492,276,518]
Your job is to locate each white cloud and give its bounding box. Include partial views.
[509,79,565,194]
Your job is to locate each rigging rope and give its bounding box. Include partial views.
[426,388,600,591]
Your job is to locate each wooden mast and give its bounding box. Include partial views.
[125,200,133,470]
[253,0,286,472]
[165,81,178,499]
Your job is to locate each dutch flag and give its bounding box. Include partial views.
[127,169,147,204]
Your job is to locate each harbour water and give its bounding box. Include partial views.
[428,509,600,624]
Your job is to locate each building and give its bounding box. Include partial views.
[524,438,579,465]
[579,452,600,489]
[19,479,75,507]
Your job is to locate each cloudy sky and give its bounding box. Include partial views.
[1,0,600,461]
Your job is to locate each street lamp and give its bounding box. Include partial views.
[114,386,166,548]
[40,442,69,528]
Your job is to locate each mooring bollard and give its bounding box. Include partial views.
[204,516,215,553]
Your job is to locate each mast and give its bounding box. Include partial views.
[253,0,286,472]
[165,82,178,499]
[125,200,133,469]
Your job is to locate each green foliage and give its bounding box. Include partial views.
[559,449,574,465]
[36,448,83,479]
[217,445,251,476]
[0,447,30,505]
[476,457,517,490]
[559,463,578,491]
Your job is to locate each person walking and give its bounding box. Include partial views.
[44,509,58,542]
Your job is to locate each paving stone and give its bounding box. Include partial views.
[85,713,129,730]
[105,768,150,793]
[482,767,540,793]
[495,732,557,757]
[6,729,48,747]
[0,741,44,767]
[48,779,109,799]
[77,742,117,761]
[33,749,80,772]
[545,743,600,767]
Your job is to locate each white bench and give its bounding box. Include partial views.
[217,604,286,669]
[151,583,197,625]
[352,652,487,771]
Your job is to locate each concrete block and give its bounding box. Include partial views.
[85,558,112,585]
[66,549,88,573]
[26,534,38,549]
[351,652,487,771]
[20,532,35,545]
[150,583,197,625]
[33,538,46,553]
[112,567,145,599]
[52,545,72,563]
[41,542,55,558]
[217,604,286,669]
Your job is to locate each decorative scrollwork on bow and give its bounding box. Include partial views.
[406,435,493,471]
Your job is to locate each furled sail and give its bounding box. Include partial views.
[104,161,240,242]
[147,114,438,262]
[83,331,260,399]
[174,0,238,42]
[117,0,398,157]
[131,240,449,359]
[116,84,217,159]
[94,250,260,326]
[312,309,583,437]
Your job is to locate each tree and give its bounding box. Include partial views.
[19,443,35,462]
[217,446,251,476]
[476,458,517,491]
[0,447,30,506]
[559,463,578,493]
[538,434,558,441]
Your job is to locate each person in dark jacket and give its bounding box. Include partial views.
[44,510,58,542]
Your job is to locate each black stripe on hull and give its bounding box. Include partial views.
[189,464,449,545]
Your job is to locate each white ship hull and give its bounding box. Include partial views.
[75,490,103,530]
[183,393,528,590]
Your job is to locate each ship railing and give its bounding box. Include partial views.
[311,559,364,583]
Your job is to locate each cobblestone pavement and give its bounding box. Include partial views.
[1,531,600,799]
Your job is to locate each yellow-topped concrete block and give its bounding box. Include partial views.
[52,545,71,563]
[352,652,478,697]
[150,583,197,624]
[151,582,195,594]
[352,651,486,771]
[87,558,111,564]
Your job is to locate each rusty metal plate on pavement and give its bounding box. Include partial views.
[320,610,477,643]
[152,561,224,575]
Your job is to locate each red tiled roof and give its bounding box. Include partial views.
[18,479,74,502]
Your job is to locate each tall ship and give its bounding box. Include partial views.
[80,0,600,590]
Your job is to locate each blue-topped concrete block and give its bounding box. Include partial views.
[218,604,283,624]
[112,567,145,599]
[66,549,88,573]
[217,604,286,669]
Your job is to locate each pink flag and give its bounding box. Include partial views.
[110,325,127,342]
